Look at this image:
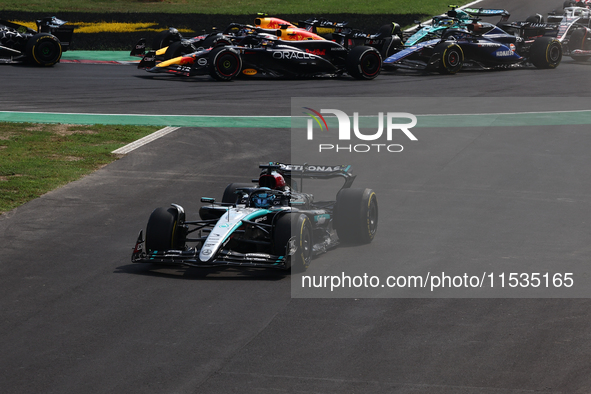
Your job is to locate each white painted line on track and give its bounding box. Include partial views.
[112,126,179,154]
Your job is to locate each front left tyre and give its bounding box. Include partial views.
[530,37,562,69]
[273,213,313,272]
[25,33,62,66]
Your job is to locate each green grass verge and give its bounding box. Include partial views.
[0,122,159,214]
[1,0,466,16]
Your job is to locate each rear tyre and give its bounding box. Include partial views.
[375,24,394,39]
[569,27,591,62]
[200,35,233,49]
[25,33,62,66]
[525,14,545,23]
[164,41,187,60]
[435,42,463,74]
[145,207,185,252]
[530,37,562,69]
[222,183,252,204]
[152,30,179,50]
[334,188,378,244]
[346,46,382,80]
[273,213,313,272]
[208,46,242,81]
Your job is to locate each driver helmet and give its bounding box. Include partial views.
[439,18,455,27]
[250,189,276,208]
[259,171,287,190]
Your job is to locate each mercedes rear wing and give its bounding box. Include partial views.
[259,162,356,188]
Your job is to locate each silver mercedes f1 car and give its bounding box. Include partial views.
[131,163,378,272]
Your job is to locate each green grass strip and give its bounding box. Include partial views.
[0,122,159,213]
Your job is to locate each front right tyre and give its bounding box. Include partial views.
[434,42,464,75]
[569,27,591,62]
[334,188,378,244]
[208,46,242,81]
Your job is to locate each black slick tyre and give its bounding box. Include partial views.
[273,213,313,272]
[530,37,562,68]
[334,188,378,244]
[435,42,463,74]
[152,30,179,50]
[25,33,62,66]
[164,41,187,60]
[145,207,184,252]
[569,27,591,62]
[346,46,382,80]
[208,46,242,81]
[525,14,544,23]
[221,183,252,204]
[201,35,233,49]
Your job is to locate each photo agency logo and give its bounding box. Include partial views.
[303,107,418,153]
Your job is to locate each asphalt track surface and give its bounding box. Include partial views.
[3,0,591,392]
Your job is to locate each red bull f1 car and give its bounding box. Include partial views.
[131,19,324,61]
[131,163,378,272]
[0,16,73,66]
[138,32,382,80]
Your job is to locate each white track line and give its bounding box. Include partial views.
[112,126,179,154]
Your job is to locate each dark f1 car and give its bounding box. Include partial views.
[139,32,382,80]
[383,21,562,74]
[131,163,378,272]
[0,16,73,66]
[130,20,324,62]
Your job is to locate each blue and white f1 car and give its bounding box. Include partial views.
[131,163,378,272]
[384,19,562,74]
